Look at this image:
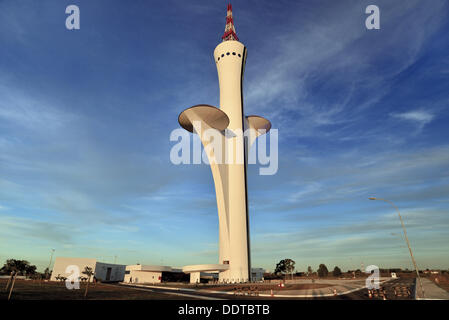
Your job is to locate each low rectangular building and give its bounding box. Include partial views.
[124,265,187,284]
[251,268,265,282]
[50,257,125,283]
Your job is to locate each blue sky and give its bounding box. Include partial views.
[1,0,448,273]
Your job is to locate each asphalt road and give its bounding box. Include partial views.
[116,278,416,300]
[329,278,416,300]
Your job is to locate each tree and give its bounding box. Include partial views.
[274,259,296,277]
[43,267,52,280]
[1,259,37,276]
[82,266,94,298]
[333,266,342,277]
[29,273,43,282]
[25,264,37,277]
[317,264,329,277]
[307,266,313,276]
[55,274,67,283]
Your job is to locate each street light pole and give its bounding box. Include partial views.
[47,248,55,278]
[369,197,425,299]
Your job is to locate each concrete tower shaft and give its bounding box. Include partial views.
[214,40,250,282]
[214,41,247,130]
[178,3,271,284]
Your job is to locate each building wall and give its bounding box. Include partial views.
[190,272,200,284]
[95,262,125,282]
[50,257,96,282]
[251,268,264,282]
[124,270,162,284]
[125,264,143,272]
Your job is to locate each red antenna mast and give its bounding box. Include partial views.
[222,3,239,42]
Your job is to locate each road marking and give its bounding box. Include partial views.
[118,284,227,300]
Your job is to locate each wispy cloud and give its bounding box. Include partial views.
[243,0,448,142]
[391,110,435,129]
[0,216,77,244]
[288,182,322,202]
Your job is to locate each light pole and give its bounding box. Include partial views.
[369,197,425,298]
[47,248,55,278]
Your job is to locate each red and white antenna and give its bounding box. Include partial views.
[222,3,239,42]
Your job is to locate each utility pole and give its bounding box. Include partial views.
[47,248,55,278]
[369,197,425,299]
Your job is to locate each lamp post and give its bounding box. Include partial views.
[369,197,425,298]
[47,249,55,270]
[46,248,55,279]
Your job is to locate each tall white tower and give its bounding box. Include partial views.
[179,3,271,283]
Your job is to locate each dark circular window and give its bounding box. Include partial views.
[221,54,224,57]
[232,52,236,55]
[238,53,241,57]
[218,57,220,61]
[226,52,230,55]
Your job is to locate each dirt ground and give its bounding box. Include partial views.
[0,279,194,300]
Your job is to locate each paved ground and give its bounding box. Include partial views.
[117,278,418,300]
[257,279,373,297]
[416,278,449,300]
[340,278,416,300]
[1,277,430,300]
